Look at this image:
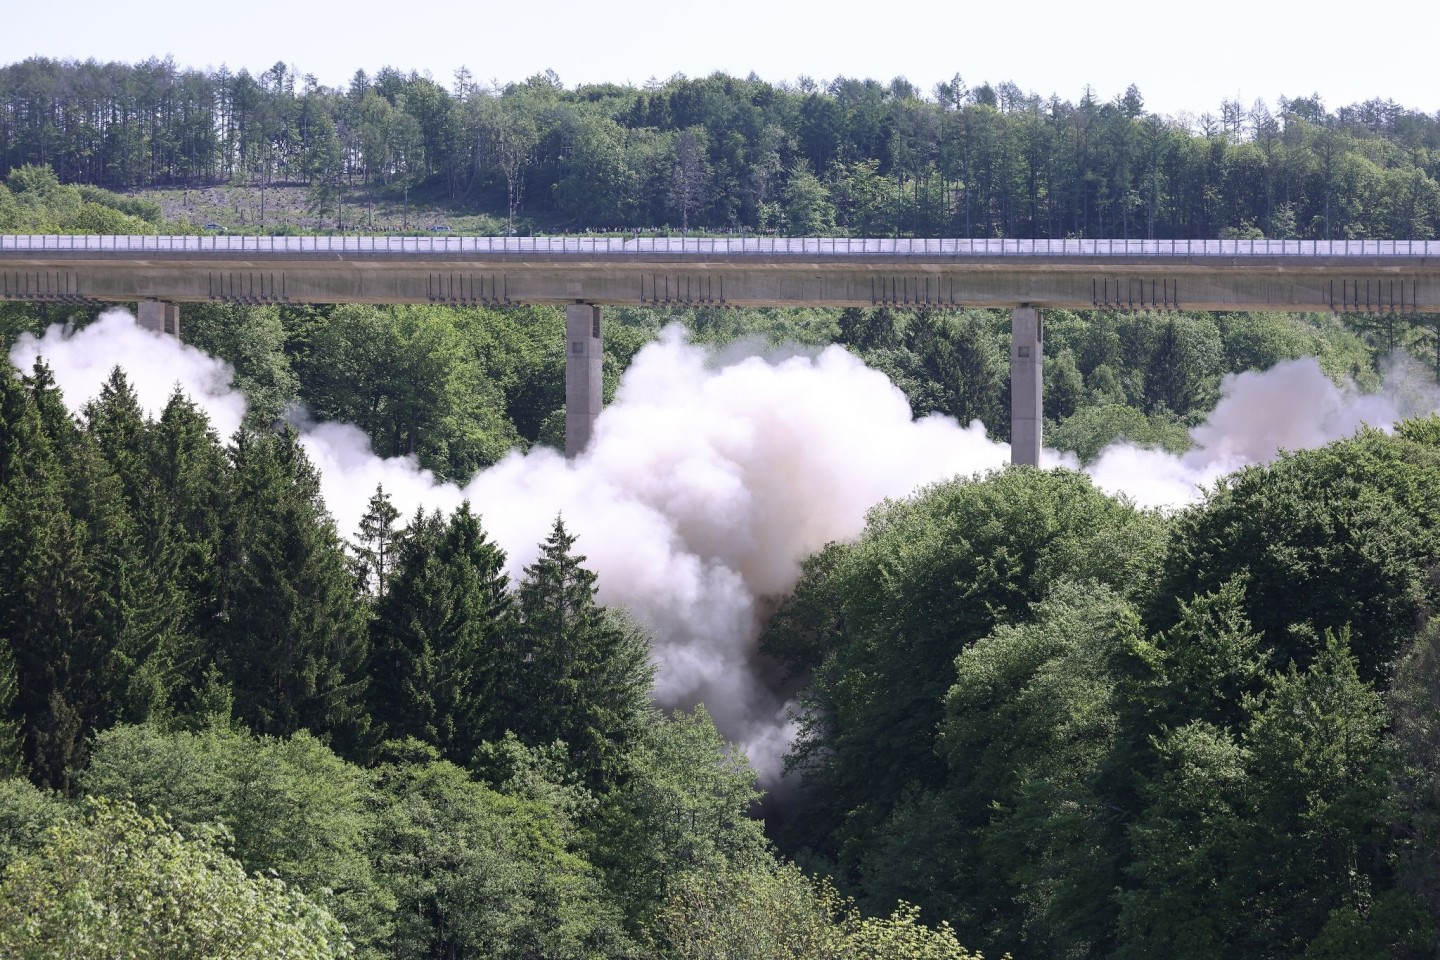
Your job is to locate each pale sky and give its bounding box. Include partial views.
[4,0,1438,118]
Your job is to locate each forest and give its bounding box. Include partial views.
[4,61,1440,959]
[1,57,1439,238]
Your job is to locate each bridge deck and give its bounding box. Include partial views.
[3,234,1439,259]
[2,236,1438,311]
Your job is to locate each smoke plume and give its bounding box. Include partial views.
[10,309,1436,782]
[1086,355,1440,507]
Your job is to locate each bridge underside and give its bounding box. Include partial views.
[6,239,1440,465]
[3,255,1439,314]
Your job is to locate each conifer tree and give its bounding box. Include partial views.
[0,640,21,777]
[351,484,401,599]
[2,361,164,787]
[81,369,187,725]
[0,368,30,776]
[511,517,654,790]
[147,389,231,711]
[368,503,511,764]
[216,428,369,751]
[22,359,81,461]
[83,368,151,509]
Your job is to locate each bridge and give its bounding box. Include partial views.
[3,234,1439,464]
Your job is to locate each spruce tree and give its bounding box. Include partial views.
[368,503,512,764]
[1,360,164,787]
[22,359,80,461]
[83,368,151,509]
[216,428,369,751]
[351,484,401,598]
[0,640,21,777]
[0,368,42,777]
[81,370,187,725]
[146,389,232,715]
[511,517,654,790]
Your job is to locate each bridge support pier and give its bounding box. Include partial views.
[1010,306,1042,467]
[565,303,603,458]
[137,298,180,338]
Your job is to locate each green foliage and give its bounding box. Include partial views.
[1216,311,1376,389]
[1046,403,1191,463]
[1156,427,1440,674]
[289,304,520,480]
[350,484,402,597]
[374,752,633,959]
[146,389,233,713]
[656,858,986,960]
[0,362,176,788]
[773,468,1167,869]
[367,501,513,764]
[0,164,159,234]
[655,859,834,958]
[844,309,1006,433]
[591,707,767,927]
[81,372,201,725]
[840,306,1373,457]
[1032,309,1379,460]
[0,642,21,777]
[925,583,1142,955]
[606,304,841,351]
[0,798,351,959]
[215,428,369,747]
[781,164,837,235]
[305,112,346,226]
[7,84,1440,953]
[510,517,656,790]
[77,721,651,960]
[1118,632,1395,958]
[5,62,1440,241]
[1388,619,1440,942]
[79,722,391,956]
[1113,720,1251,958]
[772,424,1440,957]
[0,776,68,870]
[449,304,567,443]
[181,302,300,425]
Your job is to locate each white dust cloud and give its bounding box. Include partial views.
[10,309,1438,782]
[1086,356,1440,508]
[443,328,1018,781]
[10,309,248,438]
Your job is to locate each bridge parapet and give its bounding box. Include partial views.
[5,235,1440,467]
[5,234,1437,313]
[2,234,1439,260]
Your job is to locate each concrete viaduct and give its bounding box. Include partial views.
[3,233,1439,465]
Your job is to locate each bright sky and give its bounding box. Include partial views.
[5,0,1438,118]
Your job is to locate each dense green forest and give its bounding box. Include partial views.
[5,300,1440,956]
[0,352,1005,958]
[6,62,1440,957]
[761,438,1440,958]
[2,57,1439,237]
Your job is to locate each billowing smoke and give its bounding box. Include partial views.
[1086,355,1440,508]
[8,310,249,439]
[10,309,1437,782]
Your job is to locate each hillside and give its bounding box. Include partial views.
[4,62,1440,958]
[2,58,1437,239]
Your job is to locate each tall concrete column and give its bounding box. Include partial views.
[565,303,603,458]
[137,298,181,337]
[1010,305,1042,467]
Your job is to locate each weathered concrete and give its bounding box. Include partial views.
[6,235,1440,471]
[1011,306,1042,467]
[565,303,603,457]
[3,236,1439,312]
[136,298,180,337]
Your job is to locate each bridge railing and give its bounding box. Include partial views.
[0,234,1437,258]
